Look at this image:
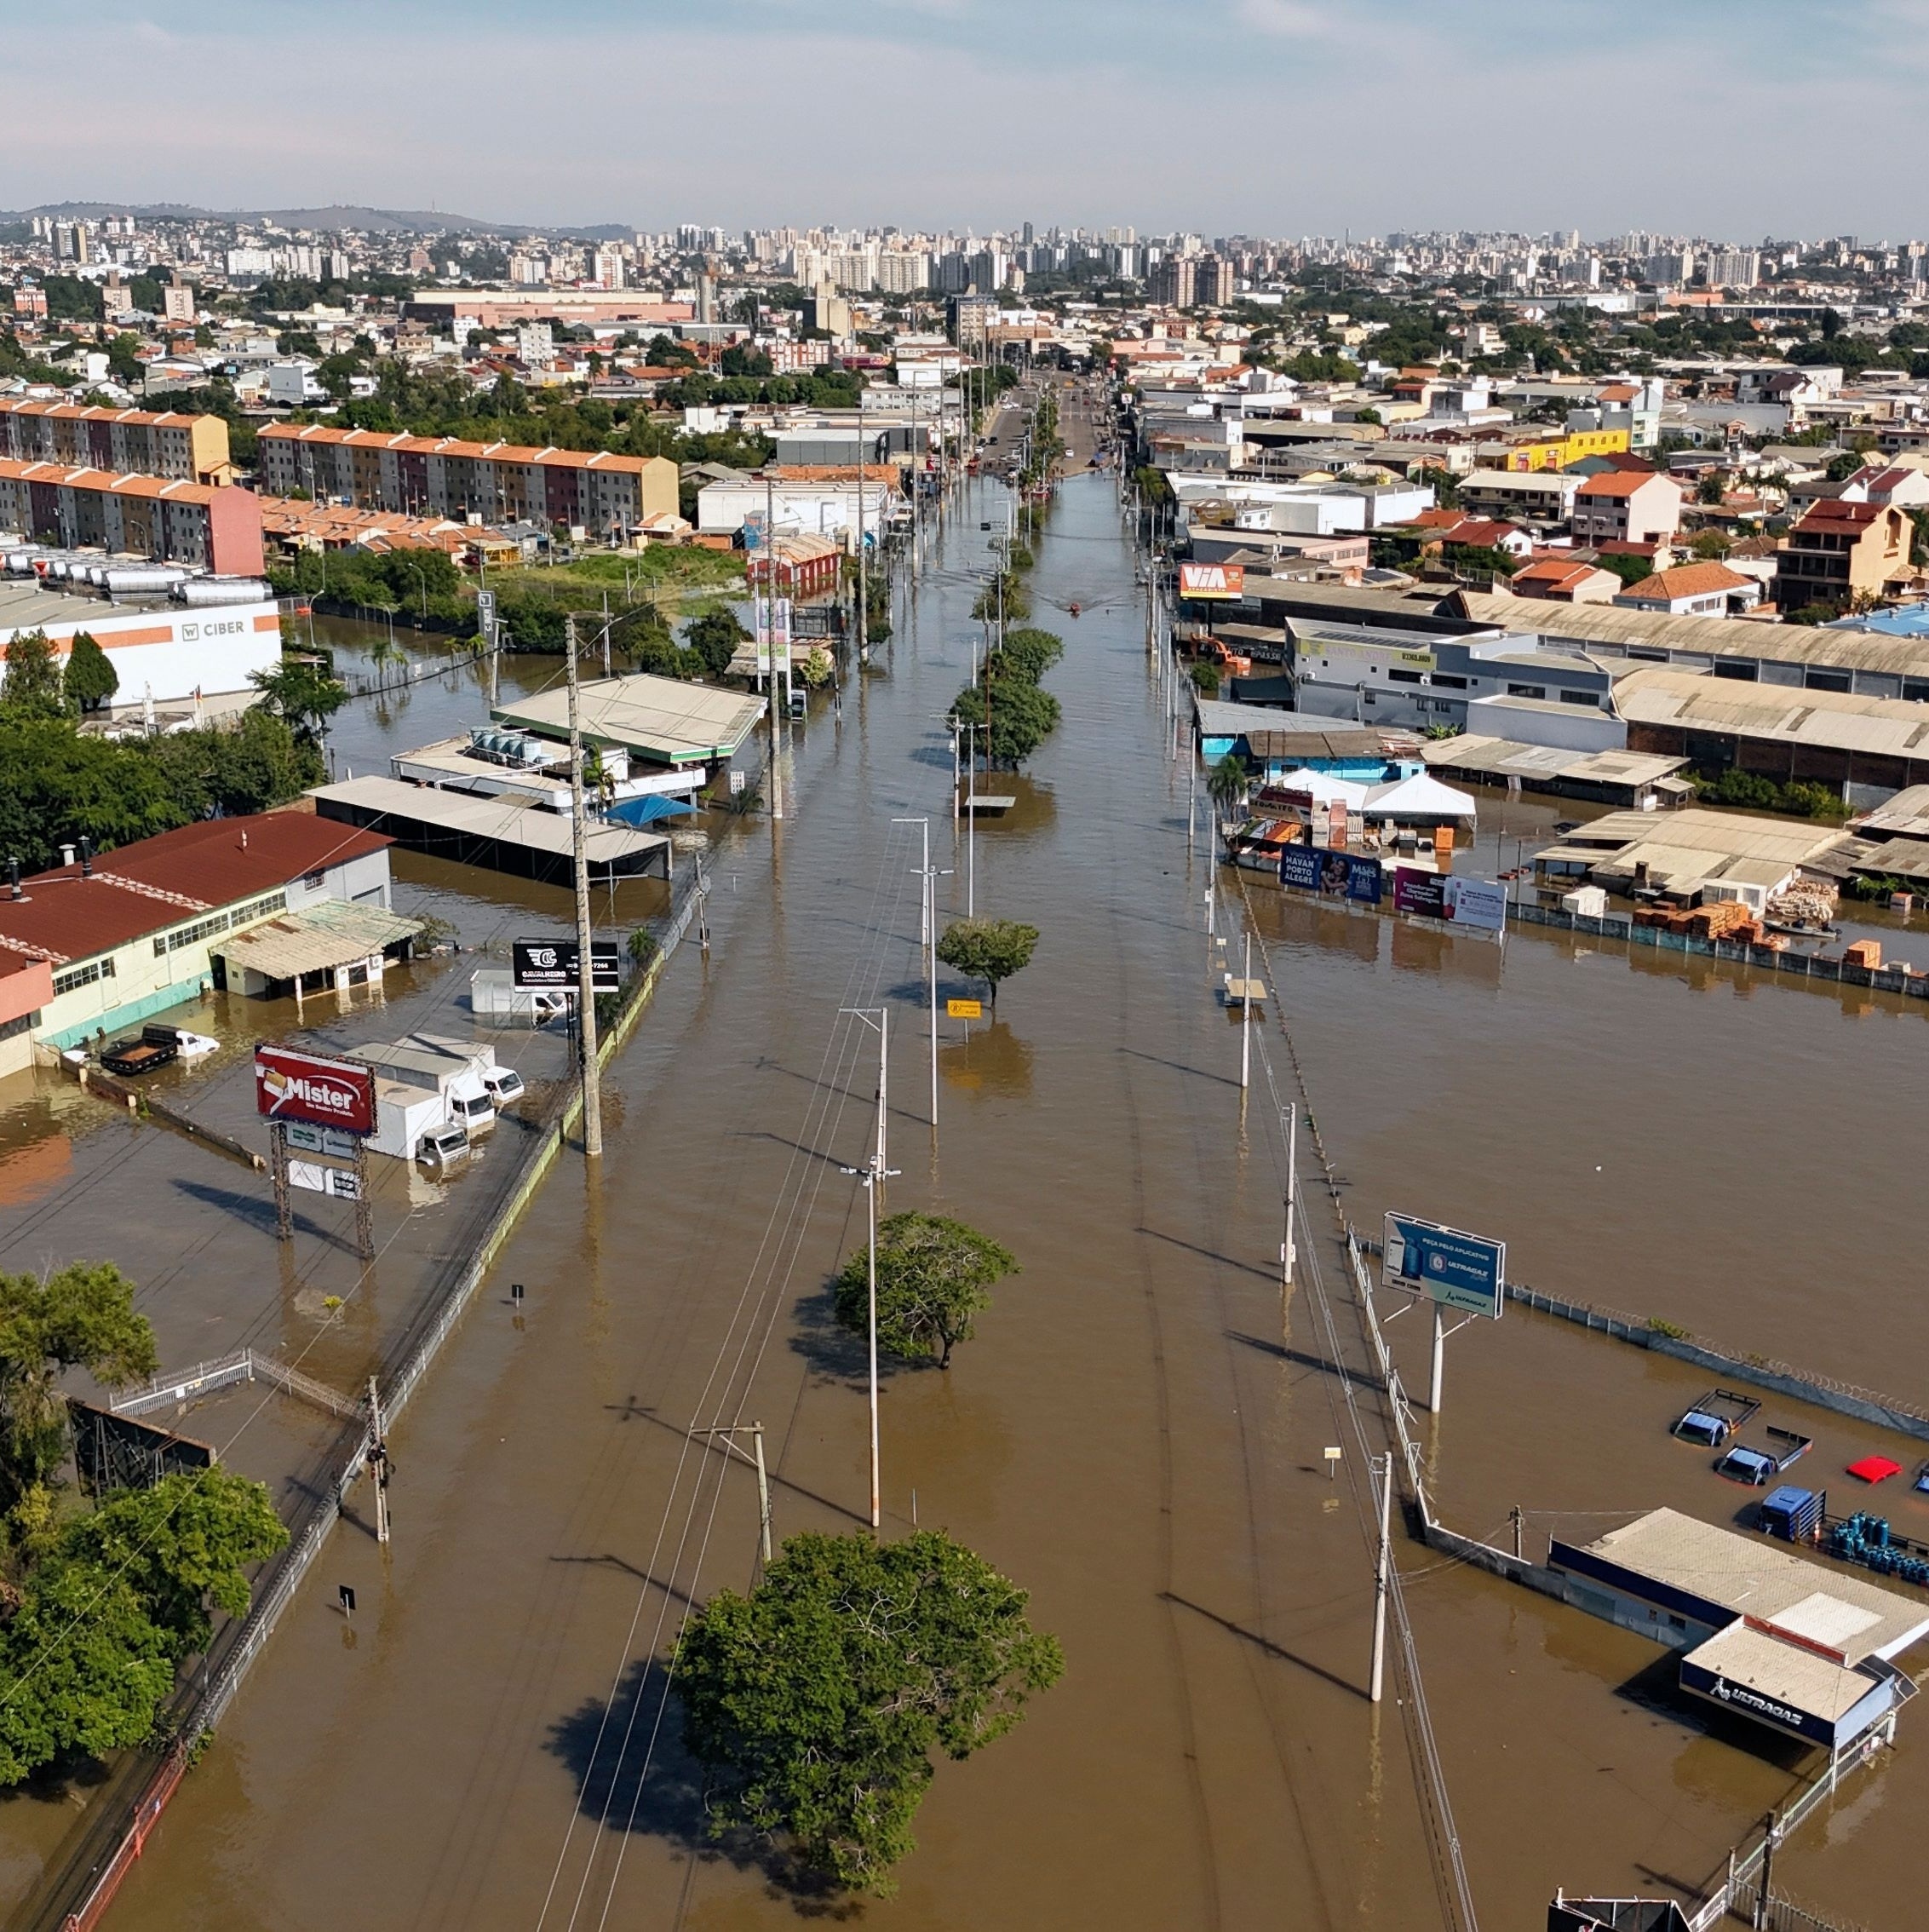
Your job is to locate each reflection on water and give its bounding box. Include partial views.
[939,1020,1035,1098]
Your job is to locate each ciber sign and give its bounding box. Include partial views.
[255,1045,377,1136]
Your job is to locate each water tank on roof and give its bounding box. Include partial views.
[175,577,270,606]
[103,566,186,595]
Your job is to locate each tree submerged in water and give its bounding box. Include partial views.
[835,1211,1016,1368]
[937,917,1038,1010]
[675,1529,1063,1895]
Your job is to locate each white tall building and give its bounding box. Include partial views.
[1702,248,1761,290]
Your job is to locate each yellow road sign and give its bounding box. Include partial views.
[946,998,983,1020]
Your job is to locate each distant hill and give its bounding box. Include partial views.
[0,202,634,239]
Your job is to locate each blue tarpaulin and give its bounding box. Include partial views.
[606,795,698,826]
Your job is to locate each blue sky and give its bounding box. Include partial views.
[3,1,1927,238]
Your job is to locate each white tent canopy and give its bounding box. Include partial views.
[1273,767,1370,808]
[1362,773,1478,821]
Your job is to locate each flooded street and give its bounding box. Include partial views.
[83,471,1929,1931]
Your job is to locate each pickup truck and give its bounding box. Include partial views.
[1671,1388,1760,1448]
[1716,1426,1812,1486]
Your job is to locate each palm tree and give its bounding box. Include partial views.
[1207,753,1249,826]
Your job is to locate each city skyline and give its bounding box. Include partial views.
[10,0,1929,235]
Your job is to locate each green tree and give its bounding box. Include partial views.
[0,717,187,869]
[796,645,833,689]
[685,607,748,678]
[1190,662,1222,697]
[60,634,118,714]
[2,630,68,718]
[937,917,1039,1010]
[835,1212,1017,1368]
[249,658,347,745]
[993,626,1064,686]
[0,1264,158,1531]
[675,1530,1063,1896]
[950,680,1060,766]
[0,1469,286,1785]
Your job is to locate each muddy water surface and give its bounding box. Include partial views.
[92,475,1929,1932]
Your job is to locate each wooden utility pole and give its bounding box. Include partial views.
[367,1377,390,1545]
[856,388,870,664]
[565,616,603,1159]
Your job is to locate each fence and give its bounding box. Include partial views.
[1506,1283,1929,1444]
[1508,899,1929,1004]
[26,875,703,1932]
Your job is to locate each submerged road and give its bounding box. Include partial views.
[108,475,1446,1930]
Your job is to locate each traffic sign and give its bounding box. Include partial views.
[513,938,620,992]
[945,998,983,1019]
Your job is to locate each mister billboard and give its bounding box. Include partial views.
[255,1045,376,1136]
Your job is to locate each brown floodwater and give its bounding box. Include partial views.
[74,473,1929,1932]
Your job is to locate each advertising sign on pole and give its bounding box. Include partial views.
[255,1045,376,1136]
[1381,1212,1505,1320]
[1392,869,1507,934]
[284,1121,360,1159]
[513,938,621,992]
[1280,843,1382,905]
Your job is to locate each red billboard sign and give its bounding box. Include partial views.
[255,1045,376,1136]
[1179,562,1245,600]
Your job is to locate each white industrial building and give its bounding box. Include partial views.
[696,474,902,549]
[0,578,280,710]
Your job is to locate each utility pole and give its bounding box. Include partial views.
[1369,1449,1392,1704]
[765,469,783,822]
[894,817,947,1133]
[565,615,603,1159]
[839,1009,897,1530]
[1239,930,1253,1091]
[693,1423,772,1566]
[856,388,870,665]
[367,1377,390,1546]
[1280,1101,1300,1343]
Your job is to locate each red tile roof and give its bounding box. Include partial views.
[1576,470,1677,498]
[0,814,391,967]
[1619,562,1752,602]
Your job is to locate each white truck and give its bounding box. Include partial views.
[369,1079,462,1164]
[470,966,568,1028]
[358,1034,503,1138]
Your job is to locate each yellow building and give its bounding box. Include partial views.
[1480,427,1633,473]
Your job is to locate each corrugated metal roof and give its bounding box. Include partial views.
[1456,589,1929,677]
[1422,734,1687,787]
[1616,667,1929,759]
[494,672,766,765]
[211,900,422,979]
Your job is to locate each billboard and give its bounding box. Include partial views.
[1381,1212,1505,1320]
[1179,562,1245,600]
[1392,869,1507,934]
[255,1045,376,1136]
[1280,842,1382,906]
[513,938,621,992]
[68,1400,215,1498]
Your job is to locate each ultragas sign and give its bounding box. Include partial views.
[255,1045,377,1136]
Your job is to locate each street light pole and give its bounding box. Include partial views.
[894,816,949,1134]
[565,615,602,1160]
[839,1008,898,1529]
